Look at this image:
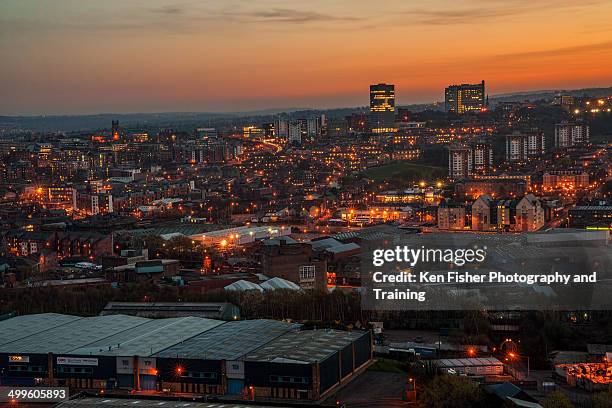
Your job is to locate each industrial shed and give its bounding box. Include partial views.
[245,329,372,400]
[0,313,371,402]
[100,302,240,320]
[56,397,292,408]
[435,357,504,377]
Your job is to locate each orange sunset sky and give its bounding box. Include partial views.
[1,0,612,115]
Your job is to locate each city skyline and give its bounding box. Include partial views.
[2,0,612,115]
[1,2,612,406]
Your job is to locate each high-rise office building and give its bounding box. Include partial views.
[445,81,486,114]
[554,121,589,148]
[369,84,396,133]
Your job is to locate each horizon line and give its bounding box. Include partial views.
[2,85,611,119]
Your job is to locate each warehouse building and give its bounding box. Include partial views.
[0,313,372,402]
[57,397,296,408]
[245,329,372,400]
[100,302,240,320]
[435,357,504,377]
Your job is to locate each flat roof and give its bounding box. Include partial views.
[68,316,224,357]
[198,225,290,239]
[0,313,83,346]
[0,314,365,363]
[154,319,300,361]
[0,315,149,354]
[101,302,238,317]
[246,329,367,364]
[56,397,291,408]
[571,206,612,211]
[103,302,235,312]
[435,357,503,368]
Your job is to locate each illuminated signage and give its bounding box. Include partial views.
[57,357,98,366]
[9,355,29,363]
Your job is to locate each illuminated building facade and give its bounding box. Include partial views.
[340,207,408,224]
[369,83,396,133]
[448,140,494,180]
[76,191,114,216]
[568,205,612,229]
[131,132,149,143]
[375,188,437,204]
[455,178,528,200]
[288,121,302,144]
[21,186,77,211]
[505,129,546,162]
[471,141,493,173]
[445,81,486,114]
[471,194,544,232]
[5,231,113,259]
[243,125,265,138]
[543,171,589,191]
[111,120,121,141]
[555,121,590,148]
[552,94,574,108]
[448,144,473,179]
[391,147,421,161]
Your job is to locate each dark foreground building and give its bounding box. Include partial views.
[56,397,299,408]
[0,313,372,402]
[100,301,241,320]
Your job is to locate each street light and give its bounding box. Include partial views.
[507,352,530,379]
[406,377,417,402]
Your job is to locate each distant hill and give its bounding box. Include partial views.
[1,86,611,133]
[489,87,612,103]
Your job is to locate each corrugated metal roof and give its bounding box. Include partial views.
[0,315,149,354]
[0,313,83,346]
[67,316,224,357]
[246,329,368,363]
[571,206,612,211]
[154,319,300,360]
[56,397,291,408]
[435,357,503,367]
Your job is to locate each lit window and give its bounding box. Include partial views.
[299,265,315,280]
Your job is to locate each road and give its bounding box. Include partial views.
[325,371,410,407]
